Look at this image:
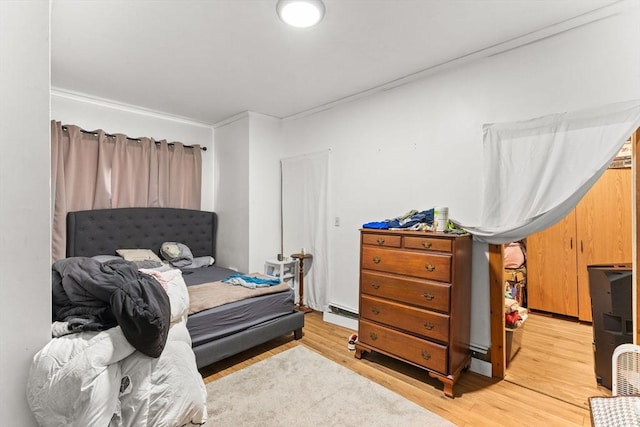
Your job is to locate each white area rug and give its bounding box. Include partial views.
[205,346,455,426]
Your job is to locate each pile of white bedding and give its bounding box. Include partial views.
[27,268,207,427]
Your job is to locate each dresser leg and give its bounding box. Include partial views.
[428,372,455,398]
[354,347,365,359]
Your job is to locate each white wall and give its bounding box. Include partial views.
[280,9,640,351]
[0,1,51,425]
[248,113,284,272]
[214,112,284,273]
[214,114,251,271]
[51,93,215,210]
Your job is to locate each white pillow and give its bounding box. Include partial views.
[116,248,162,263]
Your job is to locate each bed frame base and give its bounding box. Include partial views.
[194,311,305,369]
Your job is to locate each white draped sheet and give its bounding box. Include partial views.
[461,100,640,244]
[281,150,330,311]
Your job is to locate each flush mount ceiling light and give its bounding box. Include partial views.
[276,0,325,28]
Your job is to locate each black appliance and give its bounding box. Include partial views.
[588,263,633,390]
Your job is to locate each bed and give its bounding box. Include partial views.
[27,207,304,426]
[64,207,305,368]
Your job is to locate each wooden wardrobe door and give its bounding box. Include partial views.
[527,211,579,316]
[576,167,633,322]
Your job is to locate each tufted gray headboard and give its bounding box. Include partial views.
[66,207,217,259]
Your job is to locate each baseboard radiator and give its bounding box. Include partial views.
[327,303,358,320]
[470,343,491,362]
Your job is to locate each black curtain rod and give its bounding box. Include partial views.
[61,126,207,151]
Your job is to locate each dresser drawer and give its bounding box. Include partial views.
[360,270,450,313]
[359,319,448,373]
[404,236,452,253]
[360,295,450,343]
[362,233,401,248]
[362,246,451,282]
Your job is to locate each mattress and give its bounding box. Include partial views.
[181,265,238,286]
[183,265,296,348]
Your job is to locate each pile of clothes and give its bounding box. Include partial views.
[505,297,527,329]
[503,241,527,307]
[50,257,171,357]
[223,272,281,289]
[362,208,467,233]
[362,209,434,230]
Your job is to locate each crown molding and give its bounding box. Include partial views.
[51,87,214,129]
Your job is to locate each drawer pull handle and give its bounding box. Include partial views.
[424,322,434,330]
[421,351,432,360]
[425,264,435,272]
[422,242,432,249]
[376,238,385,245]
[371,283,380,290]
[423,293,434,301]
[370,332,378,341]
[373,256,381,264]
[371,307,380,315]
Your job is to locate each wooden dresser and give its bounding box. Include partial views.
[355,229,472,398]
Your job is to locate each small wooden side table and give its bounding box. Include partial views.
[290,252,313,313]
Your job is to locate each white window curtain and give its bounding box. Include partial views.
[461,100,640,244]
[281,150,330,311]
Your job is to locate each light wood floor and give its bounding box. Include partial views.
[200,311,605,426]
[505,311,609,409]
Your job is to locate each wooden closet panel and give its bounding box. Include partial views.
[576,167,633,321]
[527,210,579,316]
[527,167,632,321]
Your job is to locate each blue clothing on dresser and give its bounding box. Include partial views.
[361,221,389,229]
[362,209,434,229]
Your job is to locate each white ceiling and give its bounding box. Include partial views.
[51,0,623,125]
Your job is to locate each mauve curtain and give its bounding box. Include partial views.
[51,121,202,261]
[111,135,153,207]
[52,123,112,261]
[163,140,202,208]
